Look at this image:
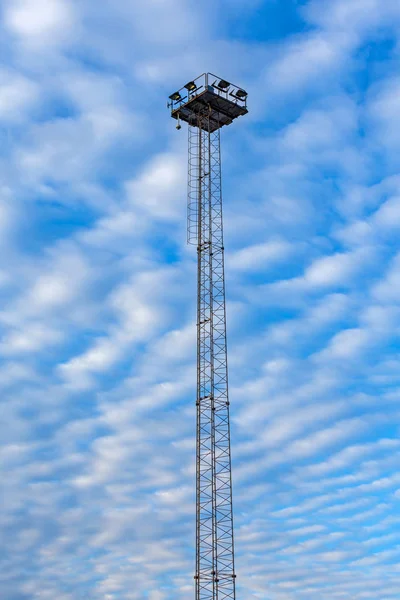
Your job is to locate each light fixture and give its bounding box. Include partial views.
[169,91,182,102]
[184,81,197,92]
[235,88,247,99]
[217,79,230,90]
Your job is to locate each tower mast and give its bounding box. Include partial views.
[168,74,248,600]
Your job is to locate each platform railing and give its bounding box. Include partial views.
[168,73,247,114]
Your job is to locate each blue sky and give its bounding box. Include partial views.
[2,0,400,598]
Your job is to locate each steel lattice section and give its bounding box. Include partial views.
[170,73,247,600]
[189,109,236,600]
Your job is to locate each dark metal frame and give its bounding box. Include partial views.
[169,73,248,133]
[170,74,247,600]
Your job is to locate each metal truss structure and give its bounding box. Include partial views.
[168,73,248,600]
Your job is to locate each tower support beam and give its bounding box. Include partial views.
[169,72,247,600]
[190,112,235,600]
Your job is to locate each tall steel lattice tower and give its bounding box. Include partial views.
[168,74,248,600]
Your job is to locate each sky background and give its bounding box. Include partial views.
[2,0,400,598]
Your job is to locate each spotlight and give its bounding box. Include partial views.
[184,81,197,92]
[234,88,247,99]
[217,79,230,90]
[169,91,182,102]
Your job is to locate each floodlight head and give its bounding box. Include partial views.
[235,88,247,99]
[217,79,230,90]
[184,81,197,92]
[169,91,182,102]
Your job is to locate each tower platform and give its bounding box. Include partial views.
[169,73,248,133]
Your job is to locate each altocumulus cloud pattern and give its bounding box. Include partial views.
[1,0,400,599]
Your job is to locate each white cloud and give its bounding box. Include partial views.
[306,0,400,33]
[265,33,351,93]
[304,250,368,287]
[229,240,293,271]
[374,196,400,229]
[126,153,186,221]
[316,327,370,360]
[0,69,39,122]
[27,251,89,311]
[57,264,185,387]
[372,253,400,303]
[0,322,63,354]
[3,0,77,46]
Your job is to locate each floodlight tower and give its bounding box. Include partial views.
[168,74,248,600]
